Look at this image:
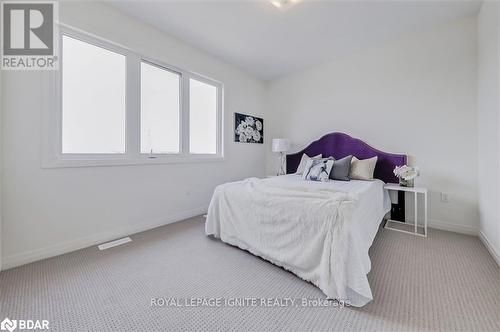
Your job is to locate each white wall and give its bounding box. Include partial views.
[1,2,266,269]
[478,1,500,265]
[0,65,3,271]
[266,17,479,234]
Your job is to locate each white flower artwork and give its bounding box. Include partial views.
[255,120,262,131]
[234,113,264,144]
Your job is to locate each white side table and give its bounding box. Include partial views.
[384,184,428,237]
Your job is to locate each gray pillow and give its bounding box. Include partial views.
[329,155,353,181]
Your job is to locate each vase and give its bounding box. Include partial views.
[399,178,414,187]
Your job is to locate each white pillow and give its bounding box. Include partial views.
[295,153,322,175]
[302,158,334,182]
[349,156,378,180]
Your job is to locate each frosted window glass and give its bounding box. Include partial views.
[189,79,217,154]
[62,35,126,154]
[141,62,180,154]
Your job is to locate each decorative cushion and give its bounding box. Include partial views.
[302,158,334,182]
[349,156,378,180]
[329,155,353,181]
[295,153,322,175]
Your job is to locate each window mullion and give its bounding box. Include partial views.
[181,73,190,155]
[127,54,141,158]
[217,84,223,156]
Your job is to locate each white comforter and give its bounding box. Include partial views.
[205,175,390,307]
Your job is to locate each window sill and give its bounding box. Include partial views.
[41,155,225,169]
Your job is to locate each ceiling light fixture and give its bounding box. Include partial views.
[269,0,301,10]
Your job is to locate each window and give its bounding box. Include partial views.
[189,78,218,154]
[141,62,181,154]
[48,27,223,168]
[61,35,126,154]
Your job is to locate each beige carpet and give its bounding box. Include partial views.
[1,216,499,331]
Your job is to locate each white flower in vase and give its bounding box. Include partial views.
[393,165,419,187]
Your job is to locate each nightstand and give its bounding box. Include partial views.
[384,184,428,237]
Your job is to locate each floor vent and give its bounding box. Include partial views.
[98,237,132,251]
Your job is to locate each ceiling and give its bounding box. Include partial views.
[108,0,482,81]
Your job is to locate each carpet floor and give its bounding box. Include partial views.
[1,216,499,331]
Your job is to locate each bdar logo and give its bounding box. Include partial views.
[0,318,17,332]
[0,318,49,331]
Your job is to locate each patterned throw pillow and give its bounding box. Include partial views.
[295,153,322,175]
[302,158,334,182]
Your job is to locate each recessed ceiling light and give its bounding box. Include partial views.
[269,0,301,10]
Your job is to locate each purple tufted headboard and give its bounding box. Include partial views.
[286,132,407,183]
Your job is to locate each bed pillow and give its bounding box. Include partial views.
[329,155,353,181]
[295,153,322,175]
[302,158,334,182]
[349,156,378,180]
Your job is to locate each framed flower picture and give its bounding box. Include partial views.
[234,113,264,144]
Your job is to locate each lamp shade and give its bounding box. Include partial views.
[272,138,290,152]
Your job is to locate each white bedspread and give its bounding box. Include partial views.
[205,175,391,307]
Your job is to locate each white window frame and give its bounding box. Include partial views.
[139,59,183,156]
[187,74,224,156]
[42,25,224,168]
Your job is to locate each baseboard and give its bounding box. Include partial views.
[402,217,478,235]
[1,211,482,270]
[427,219,478,235]
[1,206,208,271]
[479,230,500,267]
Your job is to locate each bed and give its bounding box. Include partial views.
[205,132,406,307]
